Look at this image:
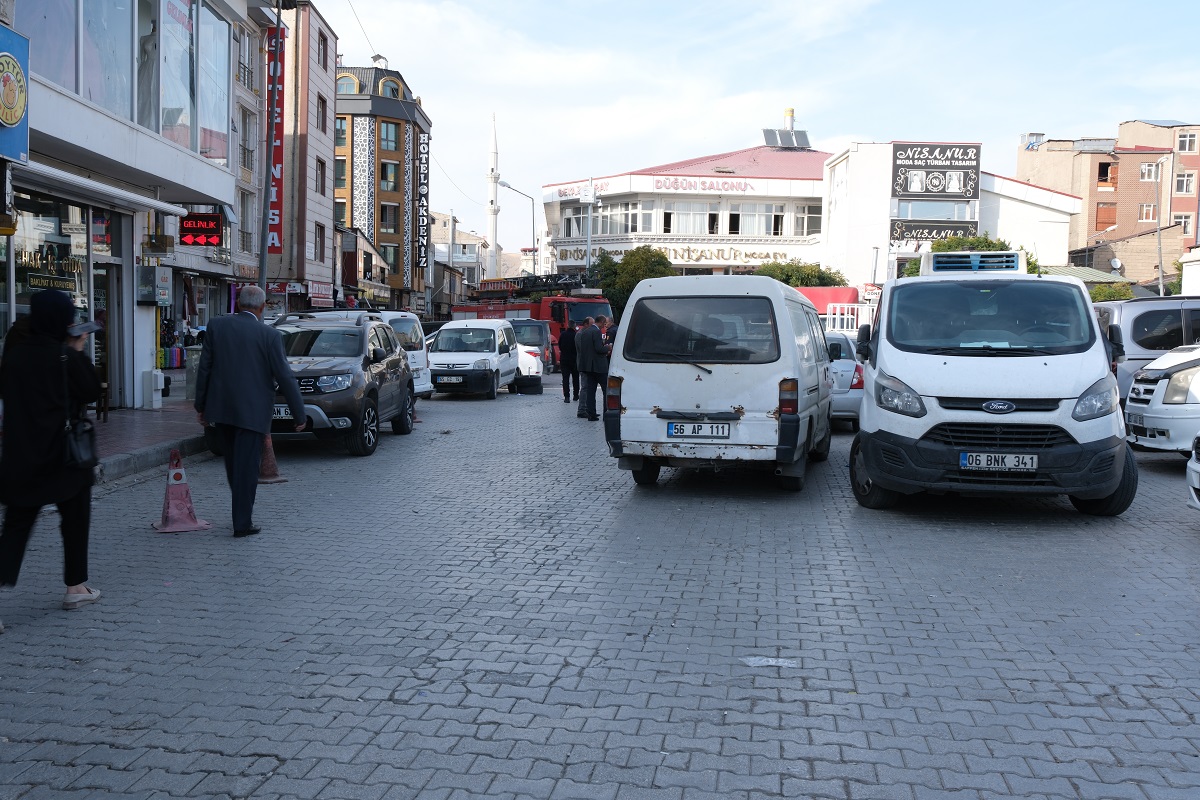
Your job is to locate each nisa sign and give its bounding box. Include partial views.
[0,24,29,164]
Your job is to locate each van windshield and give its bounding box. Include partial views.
[623,296,780,364]
[431,328,496,353]
[888,280,1095,355]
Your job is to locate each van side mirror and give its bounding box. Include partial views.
[372,347,387,363]
[1108,323,1126,363]
[827,341,843,361]
[856,323,872,360]
[499,343,510,354]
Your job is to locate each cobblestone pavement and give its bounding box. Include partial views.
[2,389,1199,800]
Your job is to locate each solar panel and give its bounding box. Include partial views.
[762,129,780,147]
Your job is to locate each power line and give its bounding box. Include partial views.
[343,0,375,55]
[432,154,484,206]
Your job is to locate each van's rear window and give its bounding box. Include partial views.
[623,296,780,364]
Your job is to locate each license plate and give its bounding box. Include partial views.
[1127,412,1144,427]
[437,375,463,384]
[667,422,730,439]
[272,405,292,420]
[960,452,1038,472]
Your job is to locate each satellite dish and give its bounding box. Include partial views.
[1110,258,1122,270]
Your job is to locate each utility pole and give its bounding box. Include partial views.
[1156,154,1168,295]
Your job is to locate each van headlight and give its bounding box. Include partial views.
[1072,375,1119,420]
[1164,365,1200,404]
[874,372,926,417]
[472,358,491,370]
[316,373,352,392]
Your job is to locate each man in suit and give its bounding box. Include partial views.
[576,316,610,422]
[194,285,305,537]
[558,320,578,404]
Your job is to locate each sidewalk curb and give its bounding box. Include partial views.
[97,435,211,484]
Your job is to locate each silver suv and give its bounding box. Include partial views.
[1094,297,1200,398]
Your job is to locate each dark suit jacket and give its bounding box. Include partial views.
[558,327,578,369]
[194,312,304,434]
[576,325,609,374]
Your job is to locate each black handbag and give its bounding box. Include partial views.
[61,348,98,470]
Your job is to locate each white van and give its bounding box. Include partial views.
[427,319,519,399]
[852,250,1137,515]
[604,275,833,491]
[302,309,433,400]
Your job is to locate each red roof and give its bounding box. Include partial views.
[630,145,830,181]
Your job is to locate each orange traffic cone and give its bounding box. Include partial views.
[258,434,287,484]
[152,449,211,532]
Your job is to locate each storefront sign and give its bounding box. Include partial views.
[891,143,980,199]
[415,131,430,285]
[652,178,756,193]
[556,180,611,199]
[308,280,334,308]
[889,220,979,241]
[180,212,222,246]
[0,24,29,164]
[265,27,286,254]
[27,273,75,291]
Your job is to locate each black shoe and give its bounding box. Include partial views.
[233,526,261,538]
[577,412,587,418]
[564,397,570,403]
[588,415,600,421]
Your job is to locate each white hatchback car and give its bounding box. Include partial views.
[1125,344,1200,455]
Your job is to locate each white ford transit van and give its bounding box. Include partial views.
[604,275,833,490]
[851,250,1137,515]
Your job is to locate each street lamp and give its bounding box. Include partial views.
[1087,224,1118,272]
[498,181,536,275]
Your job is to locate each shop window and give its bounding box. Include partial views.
[17,0,78,92]
[13,192,90,318]
[198,4,230,165]
[82,0,134,118]
[160,0,199,149]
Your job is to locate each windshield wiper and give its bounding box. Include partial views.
[641,350,713,374]
[919,345,1059,357]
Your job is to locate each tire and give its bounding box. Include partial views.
[204,425,224,457]
[345,396,380,456]
[391,389,414,435]
[778,474,804,492]
[849,434,901,509]
[809,417,832,463]
[631,462,660,485]
[1069,447,1138,516]
[849,419,860,433]
[486,372,499,400]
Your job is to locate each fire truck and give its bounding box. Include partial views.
[450,275,614,368]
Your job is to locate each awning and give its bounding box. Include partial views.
[222,203,238,225]
[13,160,188,216]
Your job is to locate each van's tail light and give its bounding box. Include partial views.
[779,378,799,415]
[850,364,864,390]
[606,376,623,411]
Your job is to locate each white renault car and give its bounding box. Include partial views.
[1125,344,1200,456]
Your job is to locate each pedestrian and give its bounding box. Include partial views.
[575,317,593,418]
[0,289,104,631]
[194,285,306,538]
[576,315,610,422]
[558,320,579,404]
[605,321,618,348]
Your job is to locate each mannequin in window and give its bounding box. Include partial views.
[137,20,159,130]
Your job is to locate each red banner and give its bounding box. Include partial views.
[266,27,286,254]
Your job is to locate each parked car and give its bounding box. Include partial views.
[1094,296,1200,399]
[1125,343,1200,455]
[509,318,557,373]
[301,309,433,400]
[1186,434,1200,510]
[515,343,544,394]
[203,312,414,457]
[825,330,863,430]
[427,319,519,399]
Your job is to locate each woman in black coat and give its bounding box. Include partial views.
[0,289,103,629]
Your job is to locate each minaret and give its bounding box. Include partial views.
[486,114,500,280]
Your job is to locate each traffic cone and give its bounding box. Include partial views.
[152,449,211,532]
[258,434,287,484]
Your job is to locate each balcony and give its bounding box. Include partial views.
[240,145,254,172]
[237,61,254,89]
[239,230,255,253]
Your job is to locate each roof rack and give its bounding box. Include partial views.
[272,311,380,327]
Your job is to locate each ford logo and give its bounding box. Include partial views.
[982,400,1016,414]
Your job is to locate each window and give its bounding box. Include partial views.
[1095,203,1117,229]
[1097,161,1117,187]
[336,75,358,94]
[640,200,655,233]
[598,202,639,234]
[335,158,346,189]
[380,162,399,193]
[1140,162,1161,182]
[795,204,822,236]
[381,80,401,98]
[238,191,254,253]
[663,202,717,235]
[895,200,973,221]
[381,244,398,267]
[1131,309,1183,350]
[335,117,347,147]
[1173,213,1193,236]
[1176,172,1195,194]
[1179,132,1197,153]
[313,223,325,262]
[317,32,328,70]
[623,297,780,365]
[335,200,346,227]
[380,204,398,234]
[1138,204,1157,223]
[316,95,327,132]
[315,159,326,194]
[380,122,398,151]
[729,203,784,236]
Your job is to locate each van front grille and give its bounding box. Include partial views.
[937,397,1061,412]
[922,424,1074,449]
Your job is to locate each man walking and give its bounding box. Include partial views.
[576,315,609,422]
[194,286,305,537]
[558,320,579,404]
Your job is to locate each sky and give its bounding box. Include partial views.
[316,0,1200,257]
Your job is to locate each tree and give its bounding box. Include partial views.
[753,259,847,287]
[1090,283,1134,302]
[900,233,1041,278]
[596,246,675,319]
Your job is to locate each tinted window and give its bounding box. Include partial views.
[623,296,780,364]
[390,319,422,348]
[281,328,363,357]
[1131,309,1185,351]
[513,324,546,346]
[1188,310,1200,345]
[432,328,496,353]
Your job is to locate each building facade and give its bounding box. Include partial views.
[542,127,827,279]
[333,55,432,315]
[429,211,482,317]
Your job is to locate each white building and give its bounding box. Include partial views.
[824,141,1080,286]
[543,122,827,277]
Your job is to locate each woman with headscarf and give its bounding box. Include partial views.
[0,289,103,632]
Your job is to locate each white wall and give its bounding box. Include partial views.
[979,174,1078,266]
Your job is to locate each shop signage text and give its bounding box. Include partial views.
[889,219,979,241]
[653,178,756,193]
[27,273,76,291]
[266,27,286,254]
[891,142,980,200]
[557,180,611,199]
[415,131,430,284]
[557,245,796,265]
[180,213,222,246]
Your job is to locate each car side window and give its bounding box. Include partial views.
[368,328,385,354]
[1131,309,1184,351]
[806,310,828,364]
[1187,309,1200,345]
[382,327,401,353]
[788,305,814,365]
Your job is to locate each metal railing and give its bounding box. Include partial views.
[237,61,254,88]
[239,230,255,253]
[240,145,254,171]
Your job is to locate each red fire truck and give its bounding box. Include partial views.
[451,276,613,368]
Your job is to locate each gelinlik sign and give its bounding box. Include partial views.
[891,143,980,199]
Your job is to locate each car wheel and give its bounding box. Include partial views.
[631,462,660,485]
[809,417,832,462]
[1069,446,1138,516]
[391,389,414,435]
[849,419,860,433]
[849,434,900,509]
[486,372,499,400]
[204,425,224,457]
[345,396,380,456]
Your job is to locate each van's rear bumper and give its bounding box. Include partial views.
[605,411,803,465]
[857,428,1127,499]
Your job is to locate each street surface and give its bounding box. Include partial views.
[2,390,1199,800]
